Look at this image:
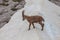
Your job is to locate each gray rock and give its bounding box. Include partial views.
[49,0,60,6]
[0,0,25,28]
[0,13,11,23]
[0,0,3,3]
[0,9,8,15]
[15,4,23,9]
[0,22,7,28]
[7,10,16,16]
[12,0,25,10]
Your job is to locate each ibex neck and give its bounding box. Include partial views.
[24,15,30,19]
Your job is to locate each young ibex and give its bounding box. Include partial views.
[22,10,45,31]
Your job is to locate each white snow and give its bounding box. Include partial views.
[0,0,60,40]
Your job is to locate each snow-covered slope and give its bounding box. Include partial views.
[0,0,60,40]
[41,0,60,40]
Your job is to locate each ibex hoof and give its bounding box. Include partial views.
[41,29,43,31]
[33,27,35,29]
[28,29,30,31]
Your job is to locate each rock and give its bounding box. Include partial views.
[0,0,25,27]
[16,4,24,9]
[7,10,16,16]
[19,0,26,5]
[0,22,7,28]
[18,0,25,8]
[0,13,11,23]
[0,0,3,3]
[49,0,60,6]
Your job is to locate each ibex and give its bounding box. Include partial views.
[22,10,45,31]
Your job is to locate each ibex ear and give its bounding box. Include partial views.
[22,10,25,20]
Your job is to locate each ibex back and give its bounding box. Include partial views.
[22,10,45,31]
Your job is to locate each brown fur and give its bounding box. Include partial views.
[22,10,45,31]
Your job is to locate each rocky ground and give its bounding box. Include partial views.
[49,0,60,6]
[0,0,25,28]
[0,0,60,28]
